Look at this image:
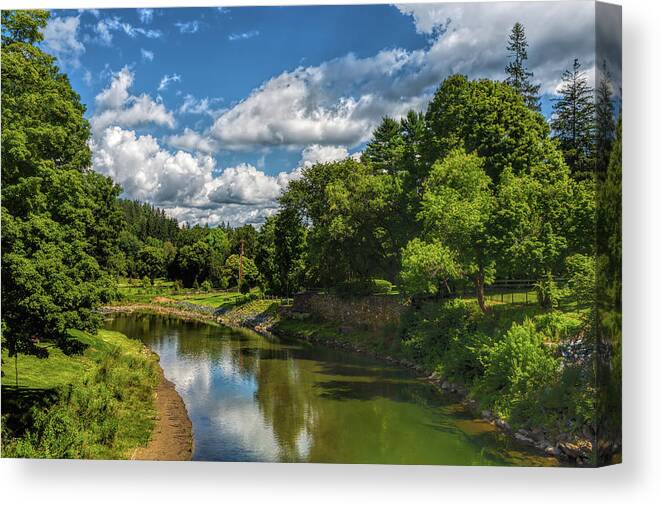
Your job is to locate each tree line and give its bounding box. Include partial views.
[1,12,620,361]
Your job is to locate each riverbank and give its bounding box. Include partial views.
[102,299,597,465]
[269,303,598,466]
[132,364,193,461]
[1,329,162,459]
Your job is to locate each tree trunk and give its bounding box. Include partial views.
[475,271,489,314]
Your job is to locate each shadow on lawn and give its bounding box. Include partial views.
[1,385,59,437]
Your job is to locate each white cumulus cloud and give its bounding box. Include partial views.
[91,67,175,133]
[43,15,85,69]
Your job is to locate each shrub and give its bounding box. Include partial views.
[201,280,212,292]
[372,279,393,294]
[533,311,583,342]
[399,299,475,369]
[534,273,561,309]
[475,319,560,421]
[565,254,596,307]
[141,276,152,289]
[444,331,496,382]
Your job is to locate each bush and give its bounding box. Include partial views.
[372,279,393,294]
[141,276,152,289]
[534,273,561,309]
[565,254,596,306]
[475,319,560,421]
[444,331,496,382]
[201,280,212,292]
[399,299,475,369]
[533,311,583,342]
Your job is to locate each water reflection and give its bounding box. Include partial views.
[104,313,558,466]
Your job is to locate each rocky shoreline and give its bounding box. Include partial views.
[264,317,597,466]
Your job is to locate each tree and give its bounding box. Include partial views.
[223,254,259,289]
[423,75,553,184]
[400,239,459,297]
[416,149,495,312]
[274,207,307,298]
[505,22,541,110]
[255,216,280,293]
[595,59,617,178]
[362,116,405,174]
[1,10,122,358]
[174,241,210,287]
[206,227,230,287]
[551,58,595,180]
[136,245,166,283]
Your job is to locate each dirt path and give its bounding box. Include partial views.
[132,366,193,461]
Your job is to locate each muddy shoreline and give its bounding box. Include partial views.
[132,362,193,461]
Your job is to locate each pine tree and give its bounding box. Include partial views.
[505,22,541,111]
[551,58,595,180]
[595,59,617,178]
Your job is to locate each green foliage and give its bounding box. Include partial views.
[400,239,459,296]
[399,299,476,369]
[532,311,583,343]
[1,10,122,357]
[505,22,541,110]
[424,75,553,183]
[565,254,596,306]
[475,320,560,420]
[201,280,213,292]
[551,59,595,180]
[223,254,259,289]
[1,10,49,45]
[274,206,307,297]
[2,329,158,459]
[533,272,561,309]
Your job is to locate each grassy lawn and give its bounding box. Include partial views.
[2,327,159,459]
[170,292,243,308]
[117,278,242,308]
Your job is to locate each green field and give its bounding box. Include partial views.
[117,278,243,308]
[1,328,159,459]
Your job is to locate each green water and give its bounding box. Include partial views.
[104,313,558,466]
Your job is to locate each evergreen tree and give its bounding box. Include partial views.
[551,58,595,180]
[505,22,541,111]
[595,59,617,178]
[362,116,405,174]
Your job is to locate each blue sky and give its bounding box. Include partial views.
[41,2,608,227]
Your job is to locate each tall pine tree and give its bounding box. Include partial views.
[551,58,595,180]
[595,59,617,178]
[505,22,541,111]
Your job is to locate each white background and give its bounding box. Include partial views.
[1,1,659,506]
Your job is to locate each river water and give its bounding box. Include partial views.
[104,313,558,466]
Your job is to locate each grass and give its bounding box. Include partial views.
[1,328,159,459]
[117,278,242,308]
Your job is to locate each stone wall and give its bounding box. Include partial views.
[291,292,405,331]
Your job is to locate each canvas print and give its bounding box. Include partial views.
[1,2,621,467]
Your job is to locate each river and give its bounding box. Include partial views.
[104,313,558,466]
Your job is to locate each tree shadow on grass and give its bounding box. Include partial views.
[1,386,59,437]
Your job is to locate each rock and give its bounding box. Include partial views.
[338,325,353,334]
[514,432,534,444]
[442,381,451,390]
[481,410,493,420]
[495,419,511,431]
[545,446,561,457]
[558,442,581,458]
